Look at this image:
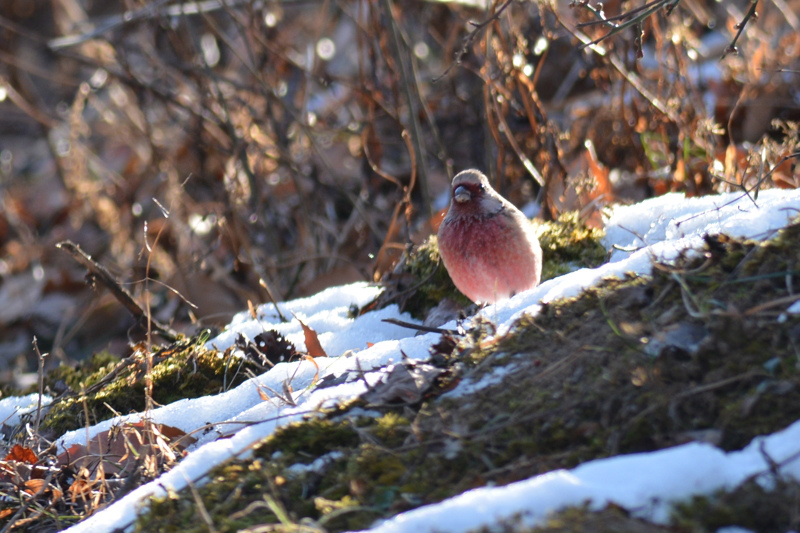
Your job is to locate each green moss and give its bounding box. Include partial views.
[257,417,361,459]
[139,461,286,533]
[39,335,262,436]
[41,350,122,392]
[489,503,673,532]
[373,412,410,442]
[351,444,407,490]
[671,476,800,532]
[536,211,607,281]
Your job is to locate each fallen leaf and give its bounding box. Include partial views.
[292,312,327,357]
[0,444,42,482]
[4,444,38,464]
[56,421,196,476]
[24,478,62,502]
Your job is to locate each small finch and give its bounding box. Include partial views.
[437,169,542,304]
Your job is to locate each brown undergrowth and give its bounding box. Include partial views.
[2,0,798,382]
[0,328,266,530]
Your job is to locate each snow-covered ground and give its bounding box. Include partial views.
[4,188,800,533]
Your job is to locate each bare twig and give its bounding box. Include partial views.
[183,472,219,533]
[258,278,288,323]
[0,470,57,533]
[434,0,514,82]
[379,0,432,217]
[722,0,759,58]
[56,241,179,342]
[550,4,678,121]
[489,86,545,187]
[574,0,680,51]
[382,317,462,336]
[32,337,47,441]
[0,73,58,128]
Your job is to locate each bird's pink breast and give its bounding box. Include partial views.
[438,213,540,303]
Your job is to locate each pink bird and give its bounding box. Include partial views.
[437,169,542,304]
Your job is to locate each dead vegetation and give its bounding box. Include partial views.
[0,0,799,530]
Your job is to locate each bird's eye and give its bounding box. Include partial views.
[478,185,485,192]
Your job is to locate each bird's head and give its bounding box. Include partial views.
[448,169,503,218]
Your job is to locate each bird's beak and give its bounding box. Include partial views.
[453,185,471,203]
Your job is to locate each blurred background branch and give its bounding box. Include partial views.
[0,0,798,384]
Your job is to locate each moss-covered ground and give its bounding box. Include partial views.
[29,332,264,438]
[473,476,800,533]
[131,221,800,533]
[0,329,276,530]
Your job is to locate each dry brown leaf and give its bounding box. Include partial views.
[291,312,327,357]
[4,444,38,464]
[0,444,42,483]
[770,151,799,188]
[23,478,62,502]
[24,478,47,495]
[68,472,94,504]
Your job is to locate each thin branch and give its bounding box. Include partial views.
[551,5,677,121]
[722,0,759,58]
[382,318,461,336]
[33,337,47,442]
[575,0,681,51]
[433,0,513,82]
[379,0,432,217]
[56,240,179,342]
